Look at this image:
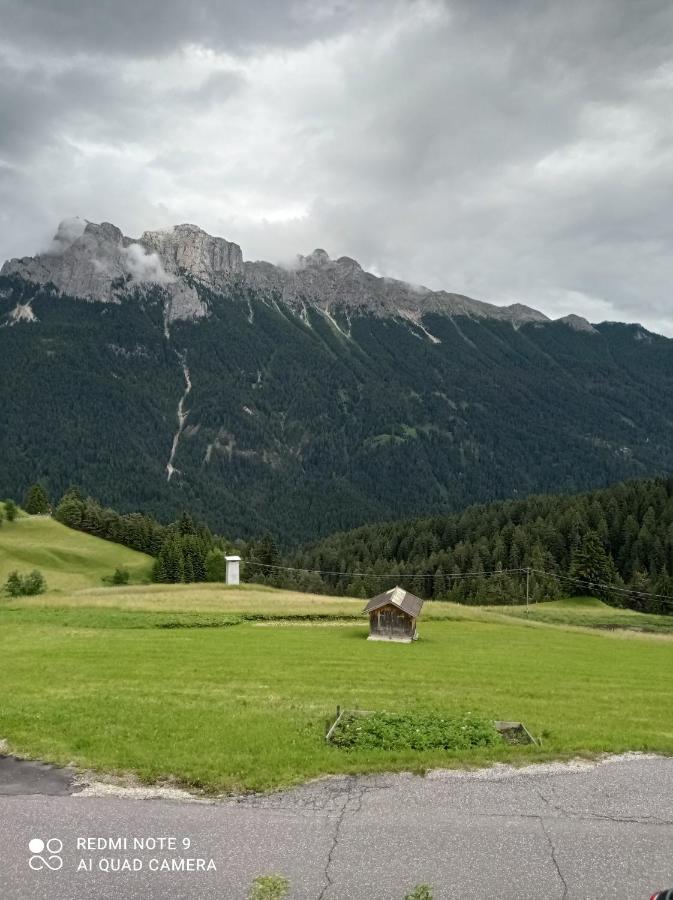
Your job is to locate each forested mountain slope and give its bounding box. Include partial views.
[2,221,673,543]
[282,478,673,611]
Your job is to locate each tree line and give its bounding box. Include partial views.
[55,489,239,584]
[9,477,673,612]
[258,477,673,613]
[5,484,239,585]
[3,483,292,589]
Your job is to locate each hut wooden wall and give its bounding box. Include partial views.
[369,603,414,638]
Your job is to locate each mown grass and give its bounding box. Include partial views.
[1,588,673,793]
[9,582,370,615]
[0,508,153,591]
[492,596,673,634]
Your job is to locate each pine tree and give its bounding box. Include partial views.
[155,538,184,583]
[183,554,194,583]
[205,549,226,582]
[570,531,620,604]
[257,532,280,568]
[180,536,207,583]
[178,511,196,535]
[152,555,167,583]
[24,483,50,515]
[629,569,651,612]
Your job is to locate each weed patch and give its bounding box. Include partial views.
[329,711,500,752]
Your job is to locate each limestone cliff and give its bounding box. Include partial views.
[1,218,560,327]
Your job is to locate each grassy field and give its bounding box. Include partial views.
[2,582,673,793]
[0,508,153,591]
[491,596,673,634]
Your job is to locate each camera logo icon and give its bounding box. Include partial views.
[28,838,63,871]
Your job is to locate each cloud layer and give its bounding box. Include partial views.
[1,0,673,333]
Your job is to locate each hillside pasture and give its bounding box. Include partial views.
[0,508,153,591]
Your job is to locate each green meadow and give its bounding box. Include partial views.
[0,506,153,591]
[491,595,673,634]
[2,510,673,793]
[2,580,673,792]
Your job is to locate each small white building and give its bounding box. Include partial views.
[225,555,241,586]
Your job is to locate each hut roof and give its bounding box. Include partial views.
[363,586,424,618]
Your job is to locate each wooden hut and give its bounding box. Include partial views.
[363,586,424,643]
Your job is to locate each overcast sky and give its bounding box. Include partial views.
[1,0,673,334]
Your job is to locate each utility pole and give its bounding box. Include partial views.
[525,567,530,616]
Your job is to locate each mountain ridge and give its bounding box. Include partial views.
[2,218,608,336]
[1,218,672,542]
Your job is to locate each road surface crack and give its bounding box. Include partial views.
[538,817,569,899]
[317,778,368,900]
[536,785,570,818]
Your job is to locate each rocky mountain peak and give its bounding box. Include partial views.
[86,220,124,244]
[556,314,598,333]
[505,303,550,322]
[140,224,243,282]
[335,256,363,275]
[303,248,330,267]
[1,217,582,330]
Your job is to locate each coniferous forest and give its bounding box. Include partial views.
[51,488,230,585]
[31,477,673,615]
[2,273,673,543]
[259,477,673,613]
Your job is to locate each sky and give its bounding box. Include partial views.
[1,0,673,334]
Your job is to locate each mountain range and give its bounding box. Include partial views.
[1,219,672,542]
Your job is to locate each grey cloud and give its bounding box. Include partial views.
[180,70,245,105]
[0,0,390,57]
[1,0,673,335]
[122,243,174,283]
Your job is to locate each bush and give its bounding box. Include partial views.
[4,499,17,522]
[5,572,22,597]
[329,711,499,751]
[112,567,130,585]
[101,567,131,586]
[23,570,46,595]
[4,569,46,597]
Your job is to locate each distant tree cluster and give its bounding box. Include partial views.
[5,570,46,597]
[55,487,168,555]
[152,512,210,583]
[54,491,234,585]
[0,488,45,525]
[274,478,673,614]
[242,532,325,594]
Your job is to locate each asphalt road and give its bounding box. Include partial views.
[1,753,672,899]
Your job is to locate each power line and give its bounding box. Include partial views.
[244,560,673,607]
[245,560,527,580]
[529,568,673,608]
